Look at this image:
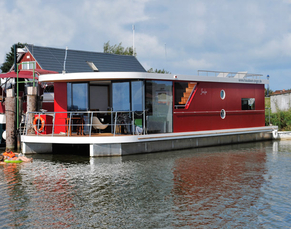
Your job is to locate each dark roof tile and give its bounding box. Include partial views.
[26,45,146,73]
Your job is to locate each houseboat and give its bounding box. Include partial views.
[21,70,277,156]
[0,44,146,146]
[0,69,58,145]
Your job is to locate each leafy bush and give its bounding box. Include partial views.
[265,109,291,131]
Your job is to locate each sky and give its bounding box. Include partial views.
[0,0,291,90]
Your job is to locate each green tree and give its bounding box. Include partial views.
[264,88,273,97]
[0,42,26,73]
[103,41,134,56]
[147,68,171,74]
[103,41,170,74]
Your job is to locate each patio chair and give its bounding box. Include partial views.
[92,116,108,133]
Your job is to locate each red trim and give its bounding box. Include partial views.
[0,69,58,79]
[185,83,198,109]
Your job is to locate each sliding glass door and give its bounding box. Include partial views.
[145,80,172,133]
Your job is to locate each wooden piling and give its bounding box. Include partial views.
[26,87,38,134]
[17,96,23,152]
[5,89,16,150]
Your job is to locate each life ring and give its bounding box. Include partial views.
[33,116,45,133]
[2,130,6,140]
[272,130,278,139]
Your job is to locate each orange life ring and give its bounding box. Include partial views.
[33,116,45,133]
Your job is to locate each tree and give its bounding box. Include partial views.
[103,41,134,56]
[265,88,273,96]
[147,68,171,74]
[0,42,26,73]
[103,41,170,74]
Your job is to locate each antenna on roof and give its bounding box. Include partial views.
[14,44,17,73]
[132,25,135,56]
[63,46,68,74]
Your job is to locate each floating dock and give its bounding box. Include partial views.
[22,126,276,156]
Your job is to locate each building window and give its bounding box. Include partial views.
[220,109,226,119]
[220,89,225,100]
[241,98,255,110]
[22,61,36,70]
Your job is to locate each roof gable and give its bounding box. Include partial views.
[25,45,146,73]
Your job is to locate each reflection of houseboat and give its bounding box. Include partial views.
[21,70,277,156]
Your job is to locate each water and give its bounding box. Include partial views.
[1,141,291,228]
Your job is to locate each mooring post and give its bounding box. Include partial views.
[27,86,38,134]
[16,96,23,152]
[5,88,16,150]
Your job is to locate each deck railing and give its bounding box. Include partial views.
[23,110,146,137]
[197,70,263,79]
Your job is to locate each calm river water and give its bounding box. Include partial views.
[1,140,291,228]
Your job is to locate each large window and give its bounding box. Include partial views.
[112,82,130,111]
[67,83,89,111]
[146,80,172,133]
[131,81,144,111]
[241,98,255,110]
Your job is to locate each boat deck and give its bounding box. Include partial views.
[21,126,278,156]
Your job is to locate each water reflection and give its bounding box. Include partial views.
[172,144,267,227]
[1,163,30,228]
[0,141,291,228]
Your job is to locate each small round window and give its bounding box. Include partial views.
[220,90,225,100]
[220,109,226,119]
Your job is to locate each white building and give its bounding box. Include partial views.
[271,90,291,113]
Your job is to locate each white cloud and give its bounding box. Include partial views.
[1,0,291,90]
[173,58,213,72]
[0,0,76,63]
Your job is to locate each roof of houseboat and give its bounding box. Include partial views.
[39,71,269,85]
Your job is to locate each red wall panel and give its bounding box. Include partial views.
[173,82,265,132]
[54,82,67,133]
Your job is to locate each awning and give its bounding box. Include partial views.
[0,69,58,79]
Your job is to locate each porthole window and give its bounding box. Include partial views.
[220,90,225,100]
[220,109,226,119]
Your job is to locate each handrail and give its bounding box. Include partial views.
[24,110,147,137]
[197,70,263,79]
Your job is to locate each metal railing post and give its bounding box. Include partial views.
[89,112,93,137]
[132,111,135,135]
[36,113,40,136]
[143,110,146,135]
[68,112,72,137]
[25,112,29,135]
[52,113,55,137]
[114,112,117,136]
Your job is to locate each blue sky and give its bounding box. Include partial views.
[0,0,291,90]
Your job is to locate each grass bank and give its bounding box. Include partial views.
[265,97,291,130]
